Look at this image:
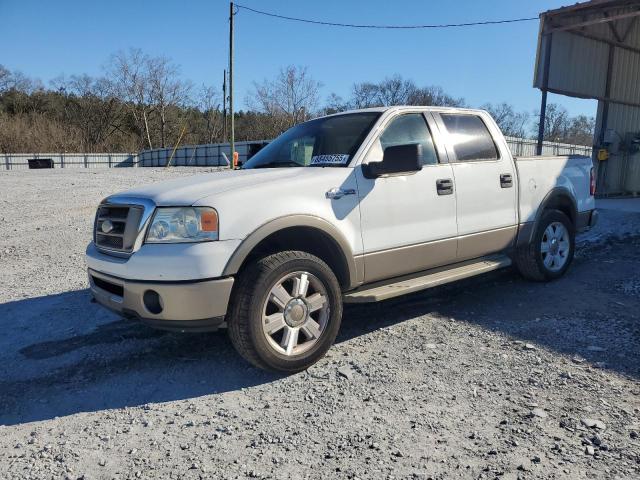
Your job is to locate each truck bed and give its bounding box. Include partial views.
[514,155,594,224]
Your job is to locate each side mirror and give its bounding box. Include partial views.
[363,144,423,178]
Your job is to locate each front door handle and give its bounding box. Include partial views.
[436,178,454,195]
[326,187,356,200]
[500,173,513,188]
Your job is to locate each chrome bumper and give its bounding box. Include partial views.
[88,269,234,332]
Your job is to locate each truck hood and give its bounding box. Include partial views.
[106,168,348,206]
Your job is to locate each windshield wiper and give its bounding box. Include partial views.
[250,161,302,169]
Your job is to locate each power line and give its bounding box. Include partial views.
[234,4,538,29]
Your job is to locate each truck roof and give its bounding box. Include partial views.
[321,105,488,119]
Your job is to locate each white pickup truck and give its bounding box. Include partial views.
[86,106,597,372]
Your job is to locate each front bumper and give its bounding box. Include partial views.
[88,268,234,332]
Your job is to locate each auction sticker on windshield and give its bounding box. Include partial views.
[310,154,350,166]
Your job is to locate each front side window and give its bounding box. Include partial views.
[242,113,381,169]
[379,113,438,166]
[440,114,499,162]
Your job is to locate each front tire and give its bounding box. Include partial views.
[227,251,343,373]
[515,209,575,281]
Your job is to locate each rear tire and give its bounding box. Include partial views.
[515,209,575,281]
[227,251,343,373]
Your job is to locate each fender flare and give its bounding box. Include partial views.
[222,215,360,288]
[517,187,578,247]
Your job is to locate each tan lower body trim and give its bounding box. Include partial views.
[361,226,517,284]
[456,225,517,262]
[362,237,457,283]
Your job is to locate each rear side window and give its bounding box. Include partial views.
[440,114,498,162]
[379,114,438,165]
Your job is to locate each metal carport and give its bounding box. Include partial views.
[535,0,640,196]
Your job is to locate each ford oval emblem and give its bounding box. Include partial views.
[101,220,114,234]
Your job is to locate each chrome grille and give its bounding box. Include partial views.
[94,204,144,255]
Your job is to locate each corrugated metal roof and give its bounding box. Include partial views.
[534,0,640,106]
[541,0,632,17]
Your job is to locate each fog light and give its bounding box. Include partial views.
[143,290,163,315]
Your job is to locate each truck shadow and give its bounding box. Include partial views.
[0,290,280,426]
[1,237,638,426]
[339,235,640,381]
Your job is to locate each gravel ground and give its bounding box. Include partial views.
[0,169,639,480]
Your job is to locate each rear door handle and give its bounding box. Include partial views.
[436,178,454,195]
[500,173,513,188]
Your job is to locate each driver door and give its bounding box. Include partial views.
[355,112,458,283]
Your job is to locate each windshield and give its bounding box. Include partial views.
[242,112,381,169]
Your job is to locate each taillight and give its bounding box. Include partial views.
[590,167,596,196]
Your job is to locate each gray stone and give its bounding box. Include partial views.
[581,418,606,430]
[337,366,354,380]
[530,408,548,419]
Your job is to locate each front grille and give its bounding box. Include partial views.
[94,204,144,255]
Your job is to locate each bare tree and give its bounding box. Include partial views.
[376,75,415,105]
[352,76,465,108]
[0,65,43,94]
[351,82,380,108]
[198,85,222,143]
[147,56,191,148]
[482,102,529,138]
[54,74,123,151]
[532,103,594,145]
[248,66,321,130]
[105,48,155,149]
[543,103,570,142]
[408,86,465,107]
[322,93,349,115]
[0,65,11,92]
[565,115,595,145]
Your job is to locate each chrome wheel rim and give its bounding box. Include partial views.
[261,271,330,356]
[541,221,570,272]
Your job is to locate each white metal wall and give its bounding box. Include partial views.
[2,138,593,171]
[2,153,136,170]
[533,4,640,195]
[595,101,640,195]
[136,142,269,167]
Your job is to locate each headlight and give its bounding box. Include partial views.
[145,207,218,243]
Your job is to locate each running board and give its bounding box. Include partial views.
[343,255,512,303]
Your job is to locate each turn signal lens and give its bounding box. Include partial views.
[200,209,218,232]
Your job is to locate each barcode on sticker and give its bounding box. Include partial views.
[310,154,350,165]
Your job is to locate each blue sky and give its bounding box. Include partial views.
[0,0,596,120]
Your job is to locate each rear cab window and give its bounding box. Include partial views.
[440,114,499,162]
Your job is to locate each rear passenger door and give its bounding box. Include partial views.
[433,112,518,261]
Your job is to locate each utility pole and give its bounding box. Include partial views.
[536,32,553,156]
[222,69,227,143]
[229,1,235,168]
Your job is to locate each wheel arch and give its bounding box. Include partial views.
[517,187,578,247]
[222,215,359,290]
